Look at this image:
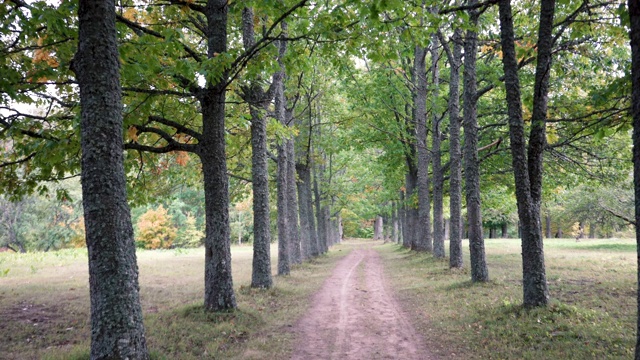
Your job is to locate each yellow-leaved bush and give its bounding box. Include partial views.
[136,205,176,249]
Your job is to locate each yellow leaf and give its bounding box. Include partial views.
[127,126,139,142]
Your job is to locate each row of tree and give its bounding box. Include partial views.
[3,0,640,358]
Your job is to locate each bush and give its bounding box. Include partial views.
[136,205,176,249]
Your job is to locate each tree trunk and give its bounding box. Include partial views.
[489,228,496,239]
[374,215,384,240]
[628,1,640,356]
[313,157,326,255]
[321,205,331,253]
[75,0,149,357]
[392,202,399,243]
[502,223,508,238]
[545,214,552,238]
[286,138,302,264]
[463,3,489,282]
[249,102,271,288]
[442,28,464,269]
[589,224,597,239]
[431,35,445,258]
[241,7,273,289]
[400,190,410,248]
[275,28,290,276]
[296,162,314,259]
[406,170,419,249]
[200,0,237,311]
[414,44,433,252]
[498,0,552,307]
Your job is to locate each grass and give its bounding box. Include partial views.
[0,243,353,359]
[377,237,636,359]
[1,238,636,359]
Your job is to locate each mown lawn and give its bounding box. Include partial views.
[378,238,636,360]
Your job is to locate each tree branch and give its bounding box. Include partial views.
[148,115,202,141]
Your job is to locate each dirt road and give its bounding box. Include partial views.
[290,244,434,360]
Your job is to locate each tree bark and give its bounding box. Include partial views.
[296,162,313,259]
[275,26,290,276]
[628,1,640,356]
[75,0,149,357]
[374,215,384,240]
[286,137,302,264]
[545,214,552,238]
[502,222,508,238]
[201,0,236,310]
[400,190,411,248]
[414,44,433,252]
[463,2,489,282]
[313,148,326,255]
[241,7,273,289]
[498,0,551,307]
[405,169,419,249]
[392,202,399,243]
[431,33,445,258]
[444,28,464,269]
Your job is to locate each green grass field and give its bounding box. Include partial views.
[0,238,636,359]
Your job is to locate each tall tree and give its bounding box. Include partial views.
[431,32,445,258]
[200,0,236,310]
[498,0,554,306]
[463,0,489,282]
[440,28,464,268]
[240,7,278,289]
[275,23,291,276]
[74,0,149,357]
[628,0,640,357]
[414,41,433,252]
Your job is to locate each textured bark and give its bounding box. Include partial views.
[392,202,399,244]
[502,223,508,238]
[498,0,550,307]
[276,135,290,275]
[629,1,640,356]
[306,172,320,256]
[286,137,302,264]
[431,34,445,258]
[414,44,433,252]
[296,162,313,259]
[75,0,149,357]
[463,3,489,282]
[374,216,384,240]
[275,46,291,275]
[405,170,419,249]
[313,162,325,254]
[400,191,410,247]
[249,102,271,288]
[275,23,290,276]
[545,214,552,239]
[201,0,236,310]
[446,28,464,269]
[241,7,274,289]
[322,205,331,252]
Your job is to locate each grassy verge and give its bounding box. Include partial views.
[0,243,352,359]
[377,238,636,359]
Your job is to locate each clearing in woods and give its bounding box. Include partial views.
[290,242,435,360]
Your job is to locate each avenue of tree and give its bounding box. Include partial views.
[1,0,640,358]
